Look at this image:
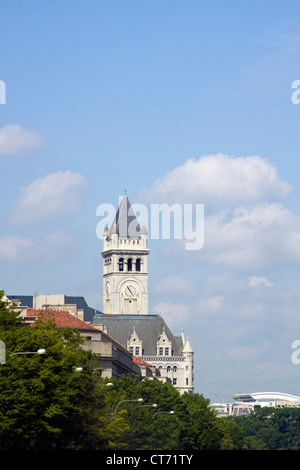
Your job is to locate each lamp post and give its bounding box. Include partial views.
[10,349,46,357]
[139,403,158,408]
[114,398,143,414]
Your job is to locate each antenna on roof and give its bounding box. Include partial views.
[124,189,127,195]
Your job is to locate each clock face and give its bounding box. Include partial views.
[124,284,137,298]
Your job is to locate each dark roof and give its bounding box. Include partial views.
[109,194,141,239]
[8,295,33,308]
[92,314,184,356]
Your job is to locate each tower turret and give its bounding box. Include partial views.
[182,337,194,393]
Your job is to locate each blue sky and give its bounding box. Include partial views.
[0,0,300,401]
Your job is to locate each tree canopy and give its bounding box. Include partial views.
[0,291,126,450]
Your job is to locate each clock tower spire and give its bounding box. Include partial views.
[101,194,150,315]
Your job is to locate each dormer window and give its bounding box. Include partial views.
[127,327,143,356]
[157,327,172,357]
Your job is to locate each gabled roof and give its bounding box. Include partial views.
[108,194,141,239]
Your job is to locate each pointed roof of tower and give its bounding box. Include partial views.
[109,194,141,239]
[182,337,193,353]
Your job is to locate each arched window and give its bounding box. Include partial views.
[119,258,124,271]
[136,258,141,272]
[127,258,132,272]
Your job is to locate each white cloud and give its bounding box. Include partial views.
[204,203,300,269]
[9,170,89,226]
[248,276,274,288]
[140,154,292,205]
[0,124,44,156]
[160,202,300,271]
[0,235,34,261]
[153,301,190,329]
[0,231,76,263]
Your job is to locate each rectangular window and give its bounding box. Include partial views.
[186,378,189,385]
[159,347,164,356]
[135,347,140,356]
[165,347,169,356]
[173,378,177,385]
[129,347,134,354]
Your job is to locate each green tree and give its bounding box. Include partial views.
[217,416,249,450]
[0,292,126,450]
[102,375,183,449]
[103,375,226,450]
[180,392,222,450]
[235,407,300,450]
[0,292,23,331]
[130,378,183,450]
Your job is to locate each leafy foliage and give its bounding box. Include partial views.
[234,407,300,450]
[102,374,224,450]
[0,290,126,450]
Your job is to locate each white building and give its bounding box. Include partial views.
[211,391,300,416]
[93,193,194,394]
[232,391,300,408]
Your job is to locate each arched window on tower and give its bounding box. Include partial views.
[136,258,141,272]
[127,258,133,272]
[119,258,124,271]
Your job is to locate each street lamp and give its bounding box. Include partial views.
[153,410,175,418]
[139,403,158,408]
[10,348,46,357]
[114,398,143,414]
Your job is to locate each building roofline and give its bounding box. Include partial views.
[233,392,300,402]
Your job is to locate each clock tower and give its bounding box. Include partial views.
[101,194,150,315]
